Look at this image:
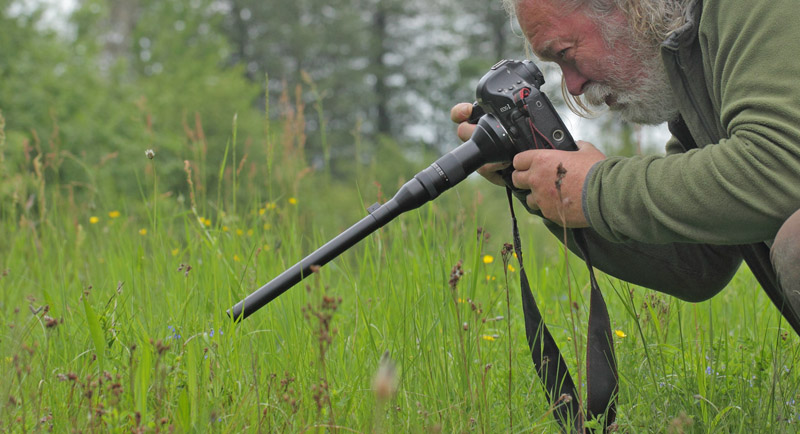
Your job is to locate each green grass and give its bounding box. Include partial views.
[2,124,800,433]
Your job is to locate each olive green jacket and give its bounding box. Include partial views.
[566,0,800,331]
[583,0,800,245]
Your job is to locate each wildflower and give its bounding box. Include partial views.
[507,264,516,273]
[109,210,121,219]
[145,149,155,159]
[171,248,179,256]
[139,228,147,236]
[166,325,181,340]
[234,255,241,262]
[222,226,229,232]
[614,330,627,338]
[259,208,266,216]
[482,255,494,264]
[481,335,497,342]
[203,218,212,227]
[178,264,192,277]
[265,202,277,210]
[89,216,100,224]
[263,223,271,230]
[449,260,464,289]
[247,229,254,236]
[262,244,271,251]
[485,275,496,281]
[236,229,244,236]
[288,197,297,205]
[501,243,513,262]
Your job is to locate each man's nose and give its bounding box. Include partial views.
[562,68,588,95]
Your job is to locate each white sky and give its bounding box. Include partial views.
[9,0,77,33]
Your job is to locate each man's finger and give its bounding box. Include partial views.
[511,169,527,190]
[450,103,473,123]
[512,150,535,170]
[457,122,476,142]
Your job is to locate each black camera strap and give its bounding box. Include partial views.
[505,187,618,432]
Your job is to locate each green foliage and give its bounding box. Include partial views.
[0,0,262,203]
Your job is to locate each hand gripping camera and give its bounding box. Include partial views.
[228,59,577,320]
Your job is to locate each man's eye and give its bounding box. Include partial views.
[557,49,569,59]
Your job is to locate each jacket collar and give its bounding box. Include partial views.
[662,0,702,51]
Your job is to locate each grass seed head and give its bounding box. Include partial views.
[373,350,398,402]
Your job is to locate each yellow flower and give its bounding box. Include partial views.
[139,228,147,236]
[89,216,100,224]
[171,248,179,256]
[233,254,241,262]
[265,202,277,210]
[485,275,496,281]
[236,229,244,236]
[262,244,271,251]
[481,335,496,342]
[108,210,121,218]
[483,255,494,264]
[222,226,229,232]
[203,218,212,227]
[288,197,297,205]
[507,264,516,272]
[614,330,627,338]
[263,223,271,230]
[247,229,254,236]
[259,208,266,215]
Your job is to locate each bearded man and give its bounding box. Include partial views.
[451,0,800,332]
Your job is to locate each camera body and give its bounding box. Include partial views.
[470,59,577,163]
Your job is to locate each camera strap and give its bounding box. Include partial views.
[505,187,618,432]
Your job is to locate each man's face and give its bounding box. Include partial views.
[516,0,677,124]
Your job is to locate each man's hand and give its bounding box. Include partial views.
[511,141,605,227]
[450,102,510,186]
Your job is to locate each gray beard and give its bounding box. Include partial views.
[582,42,679,125]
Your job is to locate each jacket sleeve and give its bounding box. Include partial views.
[582,0,800,245]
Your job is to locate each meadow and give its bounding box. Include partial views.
[2,103,800,434]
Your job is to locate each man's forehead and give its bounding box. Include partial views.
[516,0,575,39]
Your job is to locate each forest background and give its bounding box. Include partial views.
[1,0,662,206]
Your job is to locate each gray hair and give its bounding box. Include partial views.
[502,0,691,117]
[502,0,691,46]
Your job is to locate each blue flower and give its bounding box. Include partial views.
[167,325,182,340]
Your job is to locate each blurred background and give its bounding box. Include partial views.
[1,0,669,205]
